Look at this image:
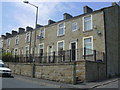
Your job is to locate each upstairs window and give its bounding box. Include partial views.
[40,29,45,39]
[57,23,65,36]
[72,22,78,31]
[0,40,3,48]
[7,39,11,47]
[83,15,92,31]
[39,43,44,56]
[26,32,30,42]
[15,36,19,45]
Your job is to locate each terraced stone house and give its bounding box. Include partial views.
[1,3,119,78]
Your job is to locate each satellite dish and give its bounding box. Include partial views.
[97,30,102,35]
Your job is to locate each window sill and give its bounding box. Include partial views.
[83,29,93,33]
[57,34,65,37]
[72,29,78,32]
[26,41,30,43]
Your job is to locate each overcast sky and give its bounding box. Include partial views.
[0,0,119,35]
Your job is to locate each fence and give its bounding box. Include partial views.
[2,48,104,63]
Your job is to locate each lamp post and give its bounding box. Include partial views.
[23,1,38,78]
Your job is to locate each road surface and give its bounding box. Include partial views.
[2,76,52,88]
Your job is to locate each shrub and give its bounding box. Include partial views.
[2,52,14,62]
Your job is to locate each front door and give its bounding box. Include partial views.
[47,46,53,62]
[71,42,76,61]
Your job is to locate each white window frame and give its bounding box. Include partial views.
[57,40,65,52]
[83,36,93,55]
[15,35,19,45]
[38,43,44,54]
[7,38,11,47]
[57,22,65,36]
[69,40,78,61]
[25,32,30,42]
[25,45,29,55]
[71,22,78,31]
[0,40,3,48]
[47,45,53,53]
[39,28,45,39]
[83,14,93,31]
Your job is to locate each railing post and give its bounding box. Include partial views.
[70,50,71,62]
[15,55,16,63]
[53,52,55,63]
[94,50,96,61]
[84,47,86,60]
[103,52,105,62]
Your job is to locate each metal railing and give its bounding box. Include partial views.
[2,48,104,63]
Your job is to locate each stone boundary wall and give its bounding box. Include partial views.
[85,61,106,82]
[5,61,106,84]
[35,63,76,84]
[5,62,79,84]
[76,61,86,82]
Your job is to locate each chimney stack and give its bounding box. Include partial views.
[12,30,18,35]
[63,13,73,20]
[48,19,56,25]
[18,27,25,34]
[84,6,93,14]
[26,26,33,31]
[6,33,11,37]
[1,35,6,38]
[36,24,43,28]
[112,2,118,6]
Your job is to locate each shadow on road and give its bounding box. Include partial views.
[1,75,14,78]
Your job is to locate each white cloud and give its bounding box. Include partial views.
[2,1,72,35]
[12,2,60,29]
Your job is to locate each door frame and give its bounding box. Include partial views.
[47,45,53,62]
[47,45,53,54]
[69,40,77,61]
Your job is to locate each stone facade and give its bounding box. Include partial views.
[1,3,120,79]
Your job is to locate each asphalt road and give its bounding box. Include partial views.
[2,76,52,88]
[1,75,119,89]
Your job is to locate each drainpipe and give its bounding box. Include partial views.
[29,31,32,63]
[103,10,108,78]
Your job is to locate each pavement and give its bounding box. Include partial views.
[13,74,119,88]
